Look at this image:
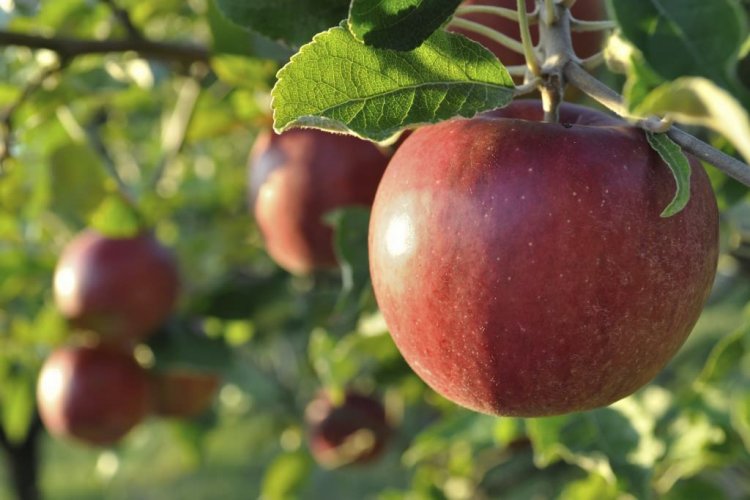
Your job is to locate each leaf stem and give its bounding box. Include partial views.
[564,61,750,186]
[449,18,525,56]
[514,78,542,97]
[570,19,616,32]
[454,5,528,23]
[580,51,605,70]
[517,0,541,77]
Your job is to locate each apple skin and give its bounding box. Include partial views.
[305,391,391,468]
[368,100,719,417]
[451,0,606,68]
[150,369,221,418]
[53,230,180,343]
[249,128,390,274]
[36,345,151,446]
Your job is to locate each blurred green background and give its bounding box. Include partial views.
[1,1,750,499]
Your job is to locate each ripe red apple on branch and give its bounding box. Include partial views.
[305,391,391,468]
[53,230,180,343]
[369,100,719,417]
[249,128,390,274]
[36,345,151,446]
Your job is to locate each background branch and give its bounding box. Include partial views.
[0,63,63,171]
[564,61,750,187]
[0,30,210,65]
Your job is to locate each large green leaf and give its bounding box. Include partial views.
[48,142,108,225]
[348,0,463,51]
[272,26,514,141]
[214,0,349,48]
[608,0,747,90]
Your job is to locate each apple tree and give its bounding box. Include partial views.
[1,0,750,499]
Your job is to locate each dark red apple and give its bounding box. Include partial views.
[369,100,718,417]
[53,230,180,343]
[305,391,391,468]
[150,369,221,418]
[249,128,390,274]
[36,345,151,446]
[451,0,606,67]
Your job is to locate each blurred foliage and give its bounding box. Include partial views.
[0,1,749,500]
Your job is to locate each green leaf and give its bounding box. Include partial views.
[0,367,35,444]
[404,410,499,466]
[208,0,295,61]
[272,25,514,141]
[211,55,278,91]
[49,142,108,225]
[260,451,313,500]
[731,391,750,452]
[325,206,372,328]
[88,194,145,238]
[645,132,692,217]
[608,0,747,90]
[148,318,234,373]
[527,409,649,498]
[214,0,349,49]
[207,0,254,56]
[348,0,463,51]
[637,77,750,164]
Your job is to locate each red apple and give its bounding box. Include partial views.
[150,369,221,418]
[53,230,180,343]
[369,100,718,417]
[36,345,151,446]
[306,391,391,468]
[451,0,606,67]
[249,128,390,274]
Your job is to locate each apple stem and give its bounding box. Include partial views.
[535,0,574,122]
[517,0,541,77]
[564,61,750,187]
[449,18,526,56]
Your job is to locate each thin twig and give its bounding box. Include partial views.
[84,108,135,200]
[448,18,525,55]
[0,63,63,171]
[454,5,529,23]
[100,0,142,40]
[0,30,209,65]
[564,61,750,186]
[580,50,605,70]
[151,73,204,188]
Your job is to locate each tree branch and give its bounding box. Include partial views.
[564,61,750,187]
[0,30,210,65]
